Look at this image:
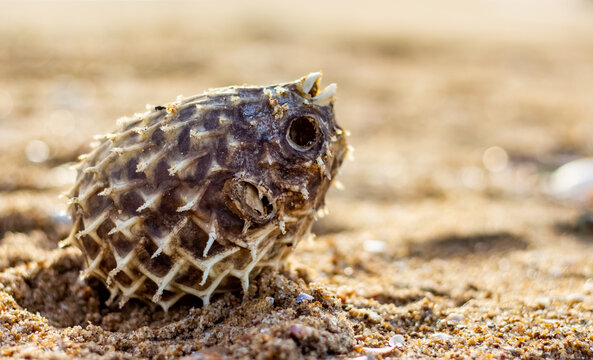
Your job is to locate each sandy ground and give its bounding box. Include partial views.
[1,1,593,358]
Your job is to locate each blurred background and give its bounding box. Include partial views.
[1,0,593,267]
[3,2,593,356]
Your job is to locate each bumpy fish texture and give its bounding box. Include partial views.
[63,73,347,310]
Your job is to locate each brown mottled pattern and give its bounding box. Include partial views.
[62,73,347,310]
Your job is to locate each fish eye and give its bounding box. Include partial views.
[286,116,319,151]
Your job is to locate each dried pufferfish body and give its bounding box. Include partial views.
[62,73,347,310]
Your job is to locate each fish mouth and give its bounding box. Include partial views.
[223,178,276,225]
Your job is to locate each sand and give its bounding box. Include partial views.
[1,1,593,359]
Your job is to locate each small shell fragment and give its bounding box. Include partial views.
[549,158,593,205]
[295,293,315,303]
[362,335,404,356]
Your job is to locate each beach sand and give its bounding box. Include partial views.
[1,2,593,358]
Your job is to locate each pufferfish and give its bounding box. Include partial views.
[61,73,348,310]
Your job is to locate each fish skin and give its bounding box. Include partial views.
[62,73,347,310]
